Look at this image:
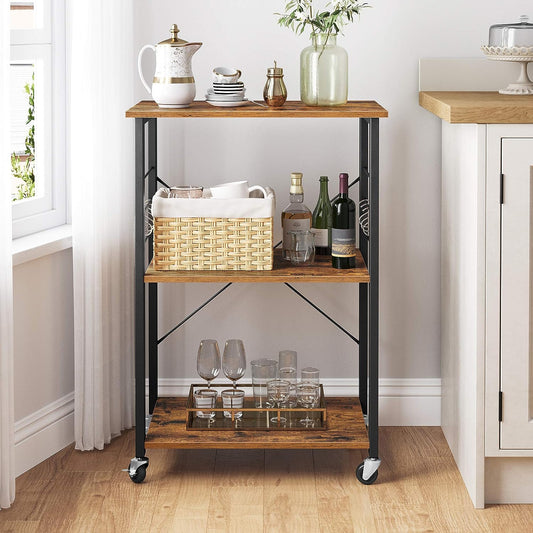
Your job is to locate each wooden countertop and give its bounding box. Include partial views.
[126,100,388,119]
[419,91,533,124]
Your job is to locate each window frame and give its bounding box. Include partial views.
[10,0,67,239]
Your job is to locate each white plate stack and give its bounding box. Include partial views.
[206,81,248,107]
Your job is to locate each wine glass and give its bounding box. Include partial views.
[197,339,221,389]
[222,339,246,389]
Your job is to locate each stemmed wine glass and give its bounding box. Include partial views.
[197,339,221,389]
[222,339,246,389]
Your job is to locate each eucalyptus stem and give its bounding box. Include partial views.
[276,0,370,40]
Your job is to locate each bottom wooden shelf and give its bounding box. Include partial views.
[145,396,369,449]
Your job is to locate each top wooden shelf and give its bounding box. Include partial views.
[126,100,388,119]
[419,91,533,124]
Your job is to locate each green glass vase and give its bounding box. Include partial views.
[300,34,348,106]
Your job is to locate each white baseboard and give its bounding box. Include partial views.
[14,392,74,477]
[148,378,442,426]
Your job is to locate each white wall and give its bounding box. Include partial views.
[13,249,74,475]
[13,249,74,419]
[13,1,533,473]
[132,0,530,381]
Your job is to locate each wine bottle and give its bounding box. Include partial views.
[331,173,356,269]
[312,176,332,255]
[281,172,312,260]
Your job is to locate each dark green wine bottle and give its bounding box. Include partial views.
[312,176,332,255]
[331,173,356,269]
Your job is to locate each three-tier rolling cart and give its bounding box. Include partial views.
[125,100,387,485]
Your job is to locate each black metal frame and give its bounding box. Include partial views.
[132,115,380,467]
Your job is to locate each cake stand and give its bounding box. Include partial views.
[481,46,533,95]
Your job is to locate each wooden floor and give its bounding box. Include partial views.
[1,427,532,532]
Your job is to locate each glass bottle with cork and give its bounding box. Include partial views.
[281,172,312,260]
[312,176,332,255]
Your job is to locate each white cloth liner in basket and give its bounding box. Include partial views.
[152,186,276,218]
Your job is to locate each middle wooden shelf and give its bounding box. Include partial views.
[144,248,369,283]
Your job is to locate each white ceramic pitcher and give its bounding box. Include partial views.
[138,24,202,108]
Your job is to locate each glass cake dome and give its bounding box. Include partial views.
[488,15,533,47]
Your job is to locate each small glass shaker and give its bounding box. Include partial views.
[263,60,287,107]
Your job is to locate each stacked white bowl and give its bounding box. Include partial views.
[206,67,248,107]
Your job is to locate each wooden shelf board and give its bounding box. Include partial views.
[145,396,369,450]
[144,248,369,283]
[419,91,533,124]
[126,100,388,119]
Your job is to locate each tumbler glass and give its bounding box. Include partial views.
[288,230,315,265]
[267,379,290,424]
[279,350,297,407]
[301,367,320,385]
[251,358,278,408]
[194,389,218,419]
[297,382,320,427]
[221,389,245,419]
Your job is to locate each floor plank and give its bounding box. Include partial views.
[314,449,377,533]
[207,450,264,533]
[264,450,321,533]
[2,427,533,533]
[93,430,167,533]
[148,449,216,532]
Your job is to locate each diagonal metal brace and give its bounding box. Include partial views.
[284,283,359,344]
[157,176,171,188]
[157,283,233,345]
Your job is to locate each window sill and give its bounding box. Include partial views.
[12,224,72,266]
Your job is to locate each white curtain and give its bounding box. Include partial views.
[0,0,15,510]
[69,0,135,450]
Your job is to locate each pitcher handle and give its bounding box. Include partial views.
[137,44,156,95]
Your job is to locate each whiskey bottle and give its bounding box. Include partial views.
[281,172,312,260]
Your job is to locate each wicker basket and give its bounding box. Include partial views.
[151,188,274,271]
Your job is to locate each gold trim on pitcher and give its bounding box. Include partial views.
[153,76,195,84]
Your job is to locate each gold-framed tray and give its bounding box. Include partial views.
[185,383,327,431]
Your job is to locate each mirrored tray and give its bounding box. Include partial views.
[186,383,327,431]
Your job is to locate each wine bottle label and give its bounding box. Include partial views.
[312,228,328,247]
[331,228,356,257]
[283,218,311,246]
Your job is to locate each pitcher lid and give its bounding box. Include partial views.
[158,24,200,46]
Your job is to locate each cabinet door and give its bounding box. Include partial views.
[500,138,533,449]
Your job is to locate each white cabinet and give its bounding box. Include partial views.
[500,138,533,450]
[441,122,533,507]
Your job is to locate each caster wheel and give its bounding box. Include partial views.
[129,464,147,484]
[356,462,378,485]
